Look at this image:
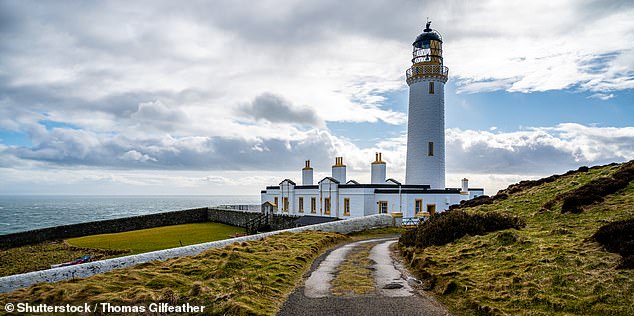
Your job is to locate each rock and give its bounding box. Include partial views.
[383,283,404,289]
[407,276,421,286]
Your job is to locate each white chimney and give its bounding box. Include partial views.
[302,160,313,185]
[461,178,469,194]
[371,152,386,184]
[331,157,346,183]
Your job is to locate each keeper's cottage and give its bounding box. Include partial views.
[261,22,484,219]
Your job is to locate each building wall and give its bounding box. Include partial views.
[405,77,446,188]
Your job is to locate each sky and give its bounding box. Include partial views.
[0,0,632,195]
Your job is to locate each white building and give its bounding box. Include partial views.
[261,22,484,219]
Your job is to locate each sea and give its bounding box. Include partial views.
[0,195,260,235]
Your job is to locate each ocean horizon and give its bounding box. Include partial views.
[0,195,260,235]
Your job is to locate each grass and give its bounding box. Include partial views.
[0,231,348,315]
[400,162,634,315]
[347,227,404,240]
[0,222,245,277]
[66,222,245,255]
[331,241,378,296]
[0,242,127,277]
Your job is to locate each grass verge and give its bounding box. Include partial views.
[66,222,245,255]
[0,231,348,315]
[0,242,127,277]
[401,162,634,315]
[331,241,377,296]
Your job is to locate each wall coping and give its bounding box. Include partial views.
[0,214,394,293]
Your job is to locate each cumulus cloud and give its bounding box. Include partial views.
[119,150,158,163]
[445,123,634,174]
[0,1,632,194]
[238,93,323,127]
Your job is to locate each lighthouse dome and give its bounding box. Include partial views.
[413,22,443,47]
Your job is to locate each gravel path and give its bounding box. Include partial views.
[278,237,450,316]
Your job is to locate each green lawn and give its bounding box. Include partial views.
[66,222,245,255]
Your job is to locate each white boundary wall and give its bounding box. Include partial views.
[0,214,395,293]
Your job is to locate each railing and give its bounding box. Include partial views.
[245,213,270,234]
[406,64,449,84]
[401,217,429,228]
[216,204,261,212]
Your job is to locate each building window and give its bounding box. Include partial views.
[274,197,278,207]
[298,197,304,213]
[324,198,331,215]
[429,81,434,94]
[378,201,388,214]
[283,197,289,212]
[344,198,351,216]
[415,199,423,214]
[311,197,316,213]
[427,204,436,215]
[428,142,434,156]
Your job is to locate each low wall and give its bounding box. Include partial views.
[206,208,262,227]
[0,214,395,293]
[0,208,209,249]
[206,208,303,230]
[1,207,319,249]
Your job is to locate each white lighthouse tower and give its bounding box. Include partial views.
[405,21,448,188]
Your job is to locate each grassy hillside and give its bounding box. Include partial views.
[400,161,634,315]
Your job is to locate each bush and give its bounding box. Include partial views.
[399,210,525,248]
[561,161,634,213]
[500,166,590,196]
[448,193,509,211]
[592,218,634,269]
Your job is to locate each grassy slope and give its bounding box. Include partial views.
[1,231,347,315]
[66,222,245,255]
[403,164,634,315]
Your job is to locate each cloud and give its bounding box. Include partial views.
[0,1,632,195]
[119,150,158,163]
[238,93,323,127]
[588,93,615,100]
[445,123,634,174]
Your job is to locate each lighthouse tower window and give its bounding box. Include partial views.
[428,142,434,156]
[429,81,434,94]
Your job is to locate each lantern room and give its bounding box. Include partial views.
[412,21,443,65]
[406,21,448,85]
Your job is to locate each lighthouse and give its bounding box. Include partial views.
[260,22,485,219]
[405,21,448,188]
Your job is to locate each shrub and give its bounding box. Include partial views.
[448,193,509,211]
[592,218,634,269]
[561,161,634,213]
[399,210,525,248]
[500,166,590,196]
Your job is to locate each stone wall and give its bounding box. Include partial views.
[1,207,318,249]
[0,208,209,249]
[206,208,262,227]
[0,214,396,293]
[206,208,306,231]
